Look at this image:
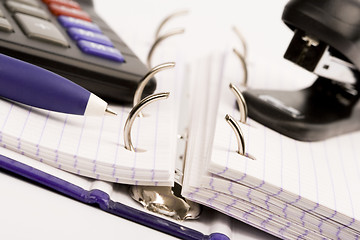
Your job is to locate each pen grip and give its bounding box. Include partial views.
[0,54,90,115]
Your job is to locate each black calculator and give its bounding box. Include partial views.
[0,0,156,103]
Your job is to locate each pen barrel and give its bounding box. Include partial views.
[0,54,92,115]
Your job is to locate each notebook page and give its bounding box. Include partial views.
[0,66,180,186]
[180,54,325,239]
[207,52,360,238]
[179,56,357,239]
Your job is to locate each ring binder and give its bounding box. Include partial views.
[129,184,201,221]
[133,62,175,118]
[147,29,185,68]
[229,83,248,123]
[232,26,248,87]
[232,26,247,59]
[232,48,248,87]
[225,114,245,155]
[124,92,170,152]
[3,1,359,239]
[154,9,189,40]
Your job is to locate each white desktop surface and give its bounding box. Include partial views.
[0,0,294,239]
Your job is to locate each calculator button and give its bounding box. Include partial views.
[42,0,80,9]
[12,0,40,7]
[48,3,91,22]
[15,13,69,47]
[67,27,113,46]
[6,1,50,20]
[58,15,101,33]
[0,18,13,32]
[77,40,124,62]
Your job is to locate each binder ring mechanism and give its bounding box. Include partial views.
[147,10,188,68]
[232,26,248,88]
[133,62,175,118]
[125,90,201,220]
[227,83,255,160]
[124,62,176,151]
[125,74,201,221]
[124,92,169,152]
[125,65,201,221]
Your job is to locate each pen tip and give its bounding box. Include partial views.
[105,107,118,116]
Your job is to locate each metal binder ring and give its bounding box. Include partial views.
[233,48,248,87]
[229,83,248,123]
[147,29,185,68]
[124,92,170,152]
[232,26,248,59]
[133,62,175,112]
[232,26,249,87]
[225,114,245,155]
[154,9,189,39]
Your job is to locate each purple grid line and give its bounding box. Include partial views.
[300,211,306,227]
[295,142,302,203]
[92,116,106,175]
[227,181,234,196]
[112,107,125,177]
[187,187,200,200]
[234,173,247,183]
[73,117,87,168]
[312,141,340,235]
[206,192,219,206]
[216,107,237,176]
[260,214,273,231]
[296,229,309,240]
[209,174,215,191]
[228,206,276,238]
[242,127,267,205]
[151,101,161,182]
[318,210,338,235]
[349,133,360,239]
[301,143,320,224]
[262,127,267,182]
[265,134,285,211]
[35,112,50,157]
[349,133,360,184]
[337,218,355,239]
[243,206,255,223]
[282,195,301,219]
[93,116,105,164]
[323,141,337,210]
[225,198,237,213]
[16,108,32,152]
[265,188,283,211]
[335,137,355,238]
[131,117,142,180]
[232,122,251,183]
[278,221,291,237]
[246,181,265,203]
[0,103,13,144]
[54,116,68,163]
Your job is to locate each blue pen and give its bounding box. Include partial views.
[0,54,117,116]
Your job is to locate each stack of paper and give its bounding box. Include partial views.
[0,98,176,185]
[181,52,360,239]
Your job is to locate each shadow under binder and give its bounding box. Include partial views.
[243,76,360,141]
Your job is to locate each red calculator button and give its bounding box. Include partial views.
[48,3,91,22]
[43,0,81,10]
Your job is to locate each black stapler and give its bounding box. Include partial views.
[243,0,360,141]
